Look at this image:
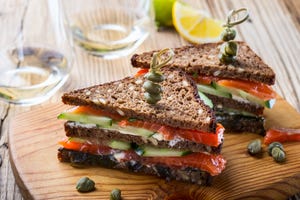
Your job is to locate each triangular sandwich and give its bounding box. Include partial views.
[131,41,276,134]
[57,67,226,185]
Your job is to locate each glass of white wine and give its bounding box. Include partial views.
[63,0,151,59]
[0,0,74,105]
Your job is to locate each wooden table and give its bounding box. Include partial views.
[1,0,299,199]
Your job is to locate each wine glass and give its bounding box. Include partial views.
[0,0,74,105]
[63,0,150,59]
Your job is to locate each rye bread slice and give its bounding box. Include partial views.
[205,93,264,116]
[131,41,275,85]
[64,121,223,154]
[58,148,213,185]
[62,67,215,132]
[215,113,265,135]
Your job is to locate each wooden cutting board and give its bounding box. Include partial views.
[9,96,300,200]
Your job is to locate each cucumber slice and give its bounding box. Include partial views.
[265,99,276,108]
[139,146,191,157]
[238,90,276,109]
[198,91,213,108]
[197,84,231,98]
[108,140,131,150]
[68,137,86,143]
[212,81,239,95]
[58,112,112,127]
[212,82,276,108]
[59,112,155,137]
[117,125,155,138]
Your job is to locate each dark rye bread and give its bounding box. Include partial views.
[62,67,215,132]
[205,93,264,116]
[64,121,223,154]
[215,113,265,135]
[58,148,213,185]
[131,41,275,85]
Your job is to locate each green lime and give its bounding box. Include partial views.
[153,0,176,27]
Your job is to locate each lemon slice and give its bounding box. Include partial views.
[172,1,224,43]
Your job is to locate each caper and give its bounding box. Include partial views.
[225,41,238,56]
[144,92,161,104]
[144,71,164,83]
[143,48,174,104]
[76,177,95,193]
[267,142,284,156]
[271,147,286,163]
[221,28,236,41]
[247,139,262,155]
[110,188,122,200]
[143,81,162,95]
[220,42,237,56]
[218,53,235,64]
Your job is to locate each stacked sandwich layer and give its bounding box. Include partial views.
[131,41,276,134]
[57,67,226,185]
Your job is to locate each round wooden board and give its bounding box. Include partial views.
[9,97,300,200]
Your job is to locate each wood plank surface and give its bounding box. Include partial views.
[8,96,300,200]
[1,0,300,199]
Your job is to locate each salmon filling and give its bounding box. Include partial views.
[59,137,226,176]
[67,106,224,147]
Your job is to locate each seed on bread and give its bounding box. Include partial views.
[182,80,189,87]
[99,98,107,105]
[168,74,174,79]
[135,79,143,85]
[91,98,99,104]
[204,117,211,123]
[213,70,221,76]
[118,83,123,88]
[198,108,203,115]
[128,85,135,91]
[85,91,91,96]
[116,109,125,116]
[237,68,245,73]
